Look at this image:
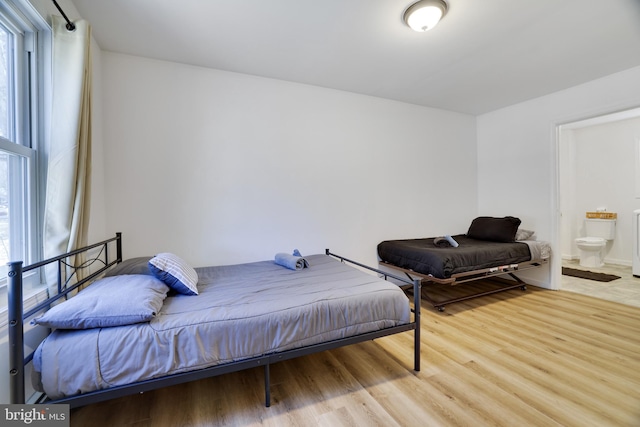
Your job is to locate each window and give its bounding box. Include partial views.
[0,1,49,285]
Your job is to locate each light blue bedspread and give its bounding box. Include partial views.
[33,254,410,399]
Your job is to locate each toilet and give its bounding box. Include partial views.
[575,217,616,268]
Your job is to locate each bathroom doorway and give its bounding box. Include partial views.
[556,107,640,307]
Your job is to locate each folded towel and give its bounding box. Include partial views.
[434,235,459,248]
[275,250,310,270]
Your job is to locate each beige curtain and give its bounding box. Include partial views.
[43,16,92,268]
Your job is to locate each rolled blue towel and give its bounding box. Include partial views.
[444,235,459,247]
[275,251,309,270]
[433,237,451,247]
[434,235,459,248]
[292,249,309,267]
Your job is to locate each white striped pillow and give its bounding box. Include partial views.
[148,252,199,295]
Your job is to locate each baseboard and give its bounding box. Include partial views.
[525,277,554,289]
[562,255,631,268]
[603,258,632,267]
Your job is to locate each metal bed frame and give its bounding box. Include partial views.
[380,257,549,312]
[7,234,421,408]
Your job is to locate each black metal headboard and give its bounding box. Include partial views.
[7,232,123,404]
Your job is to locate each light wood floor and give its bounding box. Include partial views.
[71,282,640,427]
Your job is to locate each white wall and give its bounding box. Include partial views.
[560,117,640,265]
[102,53,478,268]
[477,65,640,289]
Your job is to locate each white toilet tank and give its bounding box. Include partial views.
[585,218,616,240]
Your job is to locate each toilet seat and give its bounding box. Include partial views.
[575,237,606,247]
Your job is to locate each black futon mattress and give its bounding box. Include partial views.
[377,234,532,279]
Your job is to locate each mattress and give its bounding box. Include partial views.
[33,254,410,399]
[377,235,548,279]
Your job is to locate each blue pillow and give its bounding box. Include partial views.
[148,253,199,295]
[32,275,169,329]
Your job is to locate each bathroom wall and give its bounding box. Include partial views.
[560,115,640,265]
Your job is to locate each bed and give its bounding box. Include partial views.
[377,216,550,311]
[7,233,421,408]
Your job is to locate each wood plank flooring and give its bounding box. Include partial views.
[70,282,640,427]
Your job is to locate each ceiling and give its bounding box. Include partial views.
[69,0,640,115]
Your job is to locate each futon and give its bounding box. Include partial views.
[378,216,550,311]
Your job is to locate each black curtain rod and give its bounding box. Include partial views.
[51,0,76,31]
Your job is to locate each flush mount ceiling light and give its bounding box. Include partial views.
[403,0,448,32]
